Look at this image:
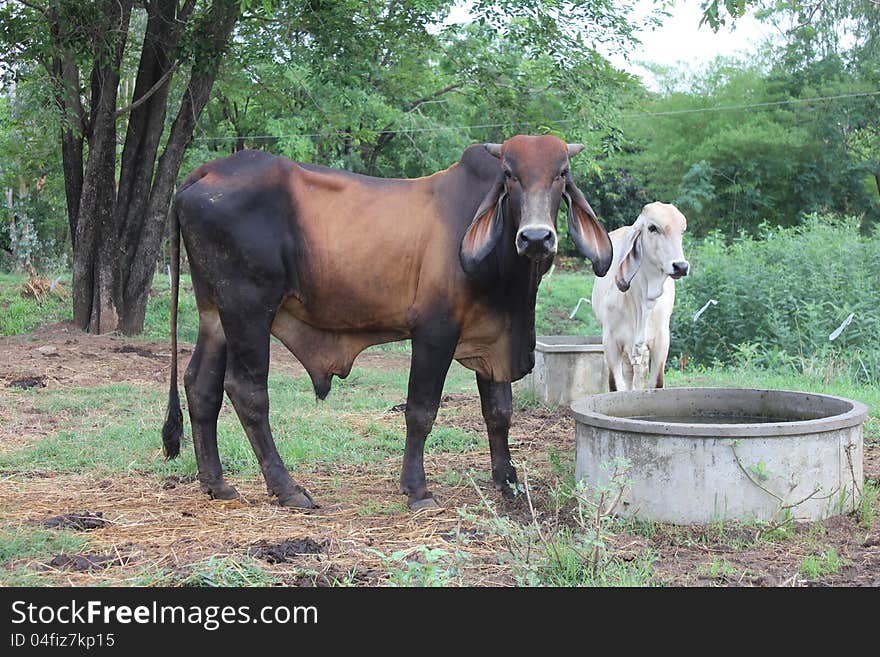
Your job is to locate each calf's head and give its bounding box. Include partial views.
[460,135,612,277]
[616,202,690,293]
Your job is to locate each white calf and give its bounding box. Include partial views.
[591,202,689,391]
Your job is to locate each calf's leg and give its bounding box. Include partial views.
[629,342,650,390]
[649,332,670,389]
[477,375,518,499]
[605,343,631,392]
[399,323,459,510]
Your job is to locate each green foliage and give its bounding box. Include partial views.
[371,545,463,587]
[671,215,880,378]
[466,457,654,586]
[574,166,653,235]
[611,51,880,236]
[699,555,736,579]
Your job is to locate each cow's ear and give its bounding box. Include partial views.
[615,221,643,292]
[460,182,506,275]
[563,181,613,277]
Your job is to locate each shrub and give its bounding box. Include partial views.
[671,213,880,383]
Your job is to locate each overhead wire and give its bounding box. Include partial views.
[189,89,880,142]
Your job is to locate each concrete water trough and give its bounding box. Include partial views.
[520,336,607,405]
[571,388,867,524]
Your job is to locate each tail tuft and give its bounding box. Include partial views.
[162,386,183,460]
[163,200,183,460]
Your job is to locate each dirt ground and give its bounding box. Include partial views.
[1,323,878,586]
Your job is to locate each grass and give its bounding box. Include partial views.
[0,272,71,336]
[181,555,280,587]
[0,525,89,563]
[534,268,600,337]
[0,362,480,479]
[699,556,736,579]
[859,481,879,530]
[800,548,844,579]
[0,525,90,586]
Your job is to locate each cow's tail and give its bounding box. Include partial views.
[162,201,183,459]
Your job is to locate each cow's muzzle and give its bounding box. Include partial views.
[516,227,557,258]
[669,260,690,279]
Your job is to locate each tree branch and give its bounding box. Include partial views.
[113,63,177,118]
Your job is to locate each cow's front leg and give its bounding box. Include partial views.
[476,375,518,499]
[400,323,459,510]
[630,342,650,390]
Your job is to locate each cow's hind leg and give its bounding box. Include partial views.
[400,323,459,510]
[218,299,315,509]
[477,375,518,499]
[185,309,237,500]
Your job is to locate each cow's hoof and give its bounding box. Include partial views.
[276,486,316,509]
[497,481,519,501]
[201,481,239,501]
[408,494,442,511]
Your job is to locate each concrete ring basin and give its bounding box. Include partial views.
[571,388,867,524]
[519,336,607,405]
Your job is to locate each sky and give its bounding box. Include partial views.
[446,1,775,91]
[610,1,776,89]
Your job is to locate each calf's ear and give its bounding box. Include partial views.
[563,181,613,276]
[615,221,643,292]
[460,182,506,275]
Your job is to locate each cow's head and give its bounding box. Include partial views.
[616,202,690,293]
[460,135,613,277]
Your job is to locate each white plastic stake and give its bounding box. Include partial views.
[693,299,717,322]
[569,297,591,319]
[829,313,854,341]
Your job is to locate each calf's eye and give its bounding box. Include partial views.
[648,224,660,234]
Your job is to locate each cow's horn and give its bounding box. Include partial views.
[568,143,585,157]
[484,143,502,158]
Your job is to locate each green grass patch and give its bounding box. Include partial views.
[0,523,91,586]
[0,361,481,478]
[142,271,200,344]
[180,555,280,587]
[0,525,88,565]
[800,548,843,579]
[859,481,879,530]
[535,269,600,337]
[0,272,71,336]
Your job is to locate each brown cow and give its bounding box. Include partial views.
[162,135,612,510]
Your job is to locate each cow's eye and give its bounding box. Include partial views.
[648,224,660,234]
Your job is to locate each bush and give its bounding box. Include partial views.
[671,213,880,383]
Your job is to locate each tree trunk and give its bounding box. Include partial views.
[48,44,87,248]
[114,0,195,320]
[119,0,241,334]
[71,0,133,333]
